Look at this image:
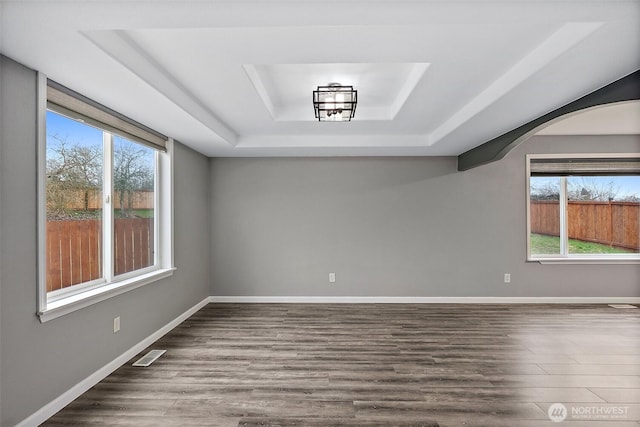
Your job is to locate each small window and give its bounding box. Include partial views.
[38,77,174,321]
[527,154,640,262]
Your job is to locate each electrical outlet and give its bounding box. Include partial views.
[113,316,120,333]
[329,272,336,283]
[504,273,511,284]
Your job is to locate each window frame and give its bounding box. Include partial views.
[37,73,175,322]
[526,153,640,264]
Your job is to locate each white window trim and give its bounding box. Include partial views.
[37,73,175,322]
[526,153,640,264]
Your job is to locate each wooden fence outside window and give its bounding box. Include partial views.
[46,218,154,292]
[530,200,639,250]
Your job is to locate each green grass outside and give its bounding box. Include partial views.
[49,209,154,220]
[116,209,154,218]
[530,233,635,255]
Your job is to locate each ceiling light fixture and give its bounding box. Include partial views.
[313,83,357,122]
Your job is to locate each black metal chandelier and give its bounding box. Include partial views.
[313,83,357,122]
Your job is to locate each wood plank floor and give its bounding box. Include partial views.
[44,304,640,426]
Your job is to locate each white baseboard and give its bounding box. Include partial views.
[209,296,640,304]
[17,297,210,427]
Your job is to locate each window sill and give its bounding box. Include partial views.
[530,257,640,265]
[38,268,176,323]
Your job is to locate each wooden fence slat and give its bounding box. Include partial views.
[60,221,72,288]
[71,221,81,285]
[114,219,124,276]
[133,219,141,271]
[125,219,133,272]
[124,220,131,272]
[613,204,622,246]
[47,222,61,292]
[92,219,102,281]
[141,219,150,267]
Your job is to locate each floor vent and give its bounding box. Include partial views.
[132,349,166,367]
[608,304,638,309]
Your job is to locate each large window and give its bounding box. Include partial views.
[38,77,174,321]
[527,154,640,262]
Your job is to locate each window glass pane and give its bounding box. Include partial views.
[529,176,561,255]
[46,110,103,292]
[113,136,156,276]
[567,176,640,254]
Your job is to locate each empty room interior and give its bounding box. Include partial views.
[1,1,640,426]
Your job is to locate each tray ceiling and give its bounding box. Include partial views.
[1,1,638,157]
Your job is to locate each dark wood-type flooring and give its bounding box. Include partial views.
[44,304,640,426]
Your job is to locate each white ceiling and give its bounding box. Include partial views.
[1,1,639,157]
[537,101,640,136]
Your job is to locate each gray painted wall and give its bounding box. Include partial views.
[209,136,640,298]
[0,56,210,425]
